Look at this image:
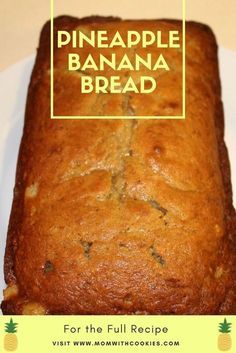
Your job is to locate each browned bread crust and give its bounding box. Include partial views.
[1,16,236,314]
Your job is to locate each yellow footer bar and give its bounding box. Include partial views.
[1,315,235,353]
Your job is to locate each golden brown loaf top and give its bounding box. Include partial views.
[1,16,236,314]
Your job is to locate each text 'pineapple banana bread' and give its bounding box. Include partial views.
[2,16,236,315]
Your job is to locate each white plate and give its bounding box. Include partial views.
[0,48,236,311]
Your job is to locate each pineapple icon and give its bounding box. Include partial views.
[4,318,18,351]
[218,318,232,351]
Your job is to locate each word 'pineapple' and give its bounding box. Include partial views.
[218,318,232,351]
[4,318,18,351]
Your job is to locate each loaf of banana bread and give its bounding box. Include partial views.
[1,16,236,314]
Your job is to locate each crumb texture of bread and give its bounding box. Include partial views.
[1,16,236,315]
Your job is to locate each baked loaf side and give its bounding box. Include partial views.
[1,16,236,314]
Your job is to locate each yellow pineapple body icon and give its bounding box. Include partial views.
[218,318,232,351]
[4,318,18,351]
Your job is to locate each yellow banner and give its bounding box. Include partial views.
[1,315,235,353]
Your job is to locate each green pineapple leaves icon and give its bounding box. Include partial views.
[219,318,232,334]
[5,318,18,334]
